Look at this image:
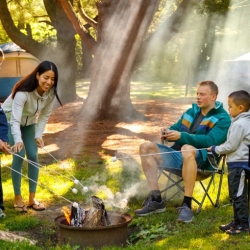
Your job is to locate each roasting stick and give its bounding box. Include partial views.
[111,147,209,162]
[42,147,89,192]
[10,151,81,195]
[4,164,73,204]
[24,158,74,182]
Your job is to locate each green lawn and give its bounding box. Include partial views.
[0,81,248,250]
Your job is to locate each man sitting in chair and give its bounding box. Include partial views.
[135,81,231,222]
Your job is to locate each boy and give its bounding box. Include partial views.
[0,48,10,217]
[0,104,10,218]
[209,90,250,235]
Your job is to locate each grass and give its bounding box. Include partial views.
[0,81,249,249]
[76,80,197,100]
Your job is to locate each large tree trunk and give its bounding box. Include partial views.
[80,0,160,121]
[44,0,78,104]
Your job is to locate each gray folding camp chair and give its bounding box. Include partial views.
[158,152,226,214]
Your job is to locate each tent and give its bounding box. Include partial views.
[217,52,250,106]
[0,42,40,102]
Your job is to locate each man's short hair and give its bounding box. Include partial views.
[198,81,218,96]
[228,90,250,111]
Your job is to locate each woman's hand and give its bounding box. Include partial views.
[35,138,44,148]
[207,146,212,151]
[11,142,23,153]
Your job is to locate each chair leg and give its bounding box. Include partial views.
[161,173,184,201]
[195,175,215,214]
[215,156,226,207]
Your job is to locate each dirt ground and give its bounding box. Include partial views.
[10,96,195,247]
[41,97,194,162]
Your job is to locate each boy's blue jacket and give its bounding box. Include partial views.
[0,104,8,142]
[169,101,231,169]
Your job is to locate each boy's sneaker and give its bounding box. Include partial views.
[226,225,250,235]
[177,203,194,223]
[134,200,166,216]
[219,220,239,232]
[0,208,6,218]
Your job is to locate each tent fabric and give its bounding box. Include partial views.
[0,77,21,102]
[0,42,25,53]
[0,51,40,78]
[231,52,250,61]
[0,42,40,102]
[217,52,250,106]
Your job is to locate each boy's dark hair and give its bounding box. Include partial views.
[228,90,250,111]
[198,81,218,95]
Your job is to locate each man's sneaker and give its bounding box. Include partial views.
[177,203,194,223]
[134,200,166,216]
[219,220,239,232]
[0,208,6,218]
[226,225,250,235]
[141,194,151,207]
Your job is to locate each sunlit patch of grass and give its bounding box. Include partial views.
[76,80,197,101]
[106,178,121,194]
[0,153,12,166]
[94,189,109,200]
[130,81,197,100]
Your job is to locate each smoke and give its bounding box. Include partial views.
[78,153,149,211]
[135,1,250,103]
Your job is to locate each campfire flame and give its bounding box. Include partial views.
[61,197,110,228]
[62,206,71,225]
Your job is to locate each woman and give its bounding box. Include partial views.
[3,61,62,212]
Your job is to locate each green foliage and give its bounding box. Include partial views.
[195,0,231,14]
[5,216,40,231]
[0,240,40,250]
[80,0,98,18]
[128,220,168,244]
[0,0,57,45]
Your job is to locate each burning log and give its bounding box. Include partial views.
[62,202,85,227]
[70,202,85,227]
[83,196,110,227]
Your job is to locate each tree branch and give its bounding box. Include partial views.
[57,0,96,53]
[77,0,98,30]
[0,0,53,60]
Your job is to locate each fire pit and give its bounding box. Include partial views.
[55,210,132,249]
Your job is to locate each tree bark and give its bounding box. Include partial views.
[44,0,78,103]
[79,0,160,121]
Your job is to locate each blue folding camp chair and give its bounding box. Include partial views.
[158,152,226,214]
